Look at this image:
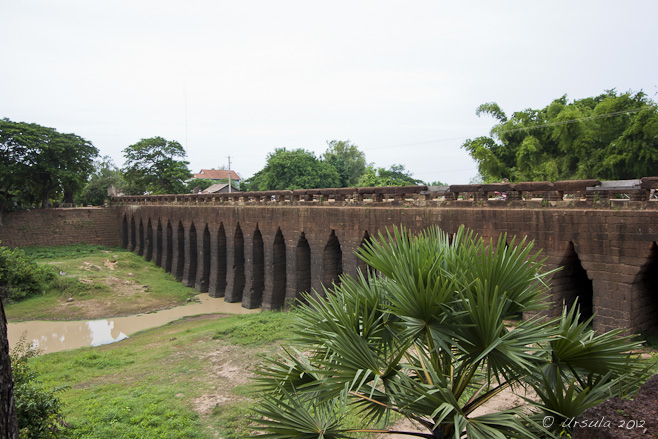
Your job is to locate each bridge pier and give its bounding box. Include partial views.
[224,223,245,303]
[208,224,227,298]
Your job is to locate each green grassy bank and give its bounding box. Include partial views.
[6,244,197,322]
[29,311,296,439]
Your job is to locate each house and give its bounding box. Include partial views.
[193,169,241,187]
[201,183,241,194]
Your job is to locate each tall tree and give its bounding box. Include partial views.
[78,156,126,206]
[245,148,340,191]
[462,90,658,182]
[322,140,368,187]
[122,137,191,195]
[356,164,422,187]
[0,119,98,209]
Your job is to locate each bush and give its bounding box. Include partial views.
[11,335,68,438]
[0,244,55,302]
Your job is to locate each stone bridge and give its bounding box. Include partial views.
[114,178,658,334]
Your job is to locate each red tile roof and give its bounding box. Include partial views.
[193,169,241,181]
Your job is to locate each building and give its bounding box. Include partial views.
[201,183,241,194]
[193,169,241,187]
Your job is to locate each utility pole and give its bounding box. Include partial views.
[227,156,232,193]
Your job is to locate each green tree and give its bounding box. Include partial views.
[77,156,125,206]
[253,226,648,439]
[0,119,98,209]
[463,90,658,182]
[122,137,191,195]
[322,140,368,187]
[356,164,422,187]
[245,148,340,191]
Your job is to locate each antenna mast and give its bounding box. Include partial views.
[227,156,232,193]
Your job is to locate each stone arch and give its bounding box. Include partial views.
[122,215,129,249]
[295,232,311,299]
[184,222,198,287]
[231,223,246,301]
[155,220,163,267]
[323,230,343,288]
[137,218,145,256]
[145,219,153,261]
[631,242,658,334]
[129,216,136,251]
[247,225,265,308]
[211,223,227,297]
[175,221,185,281]
[165,221,173,273]
[551,241,593,323]
[270,227,287,310]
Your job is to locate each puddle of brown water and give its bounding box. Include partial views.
[7,294,259,353]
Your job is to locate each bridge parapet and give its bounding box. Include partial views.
[113,177,658,209]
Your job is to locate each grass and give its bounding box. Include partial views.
[10,244,658,438]
[5,244,198,322]
[30,312,297,439]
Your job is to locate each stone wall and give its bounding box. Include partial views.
[116,203,658,334]
[0,207,120,248]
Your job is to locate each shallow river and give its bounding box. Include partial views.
[7,294,259,354]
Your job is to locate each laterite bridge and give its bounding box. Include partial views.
[111,178,658,335]
[2,179,657,334]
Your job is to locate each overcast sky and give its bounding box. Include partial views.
[2,1,657,184]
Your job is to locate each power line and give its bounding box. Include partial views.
[221,106,653,174]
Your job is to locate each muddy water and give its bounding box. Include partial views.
[7,294,259,354]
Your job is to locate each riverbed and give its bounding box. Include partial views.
[7,294,259,353]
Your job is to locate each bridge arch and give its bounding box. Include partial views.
[155,220,163,267]
[195,224,211,293]
[295,232,311,301]
[551,241,593,323]
[175,221,185,282]
[129,216,136,251]
[145,219,153,261]
[323,230,342,288]
[268,227,287,310]
[210,223,227,298]
[226,223,245,303]
[164,221,173,273]
[122,216,128,248]
[184,222,198,287]
[137,218,145,256]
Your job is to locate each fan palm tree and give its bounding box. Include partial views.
[253,225,649,438]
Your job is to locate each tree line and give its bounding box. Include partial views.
[0,121,427,210]
[2,89,656,210]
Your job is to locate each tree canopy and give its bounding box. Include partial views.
[77,156,125,206]
[462,90,658,182]
[0,119,98,209]
[245,148,341,191]
[356,164,422,187]
[122,137,191,195]
[322,140,368,187]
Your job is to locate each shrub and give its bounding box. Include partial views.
[11,335,68,438]
[253,225,651,438]
[0,244,55,302]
